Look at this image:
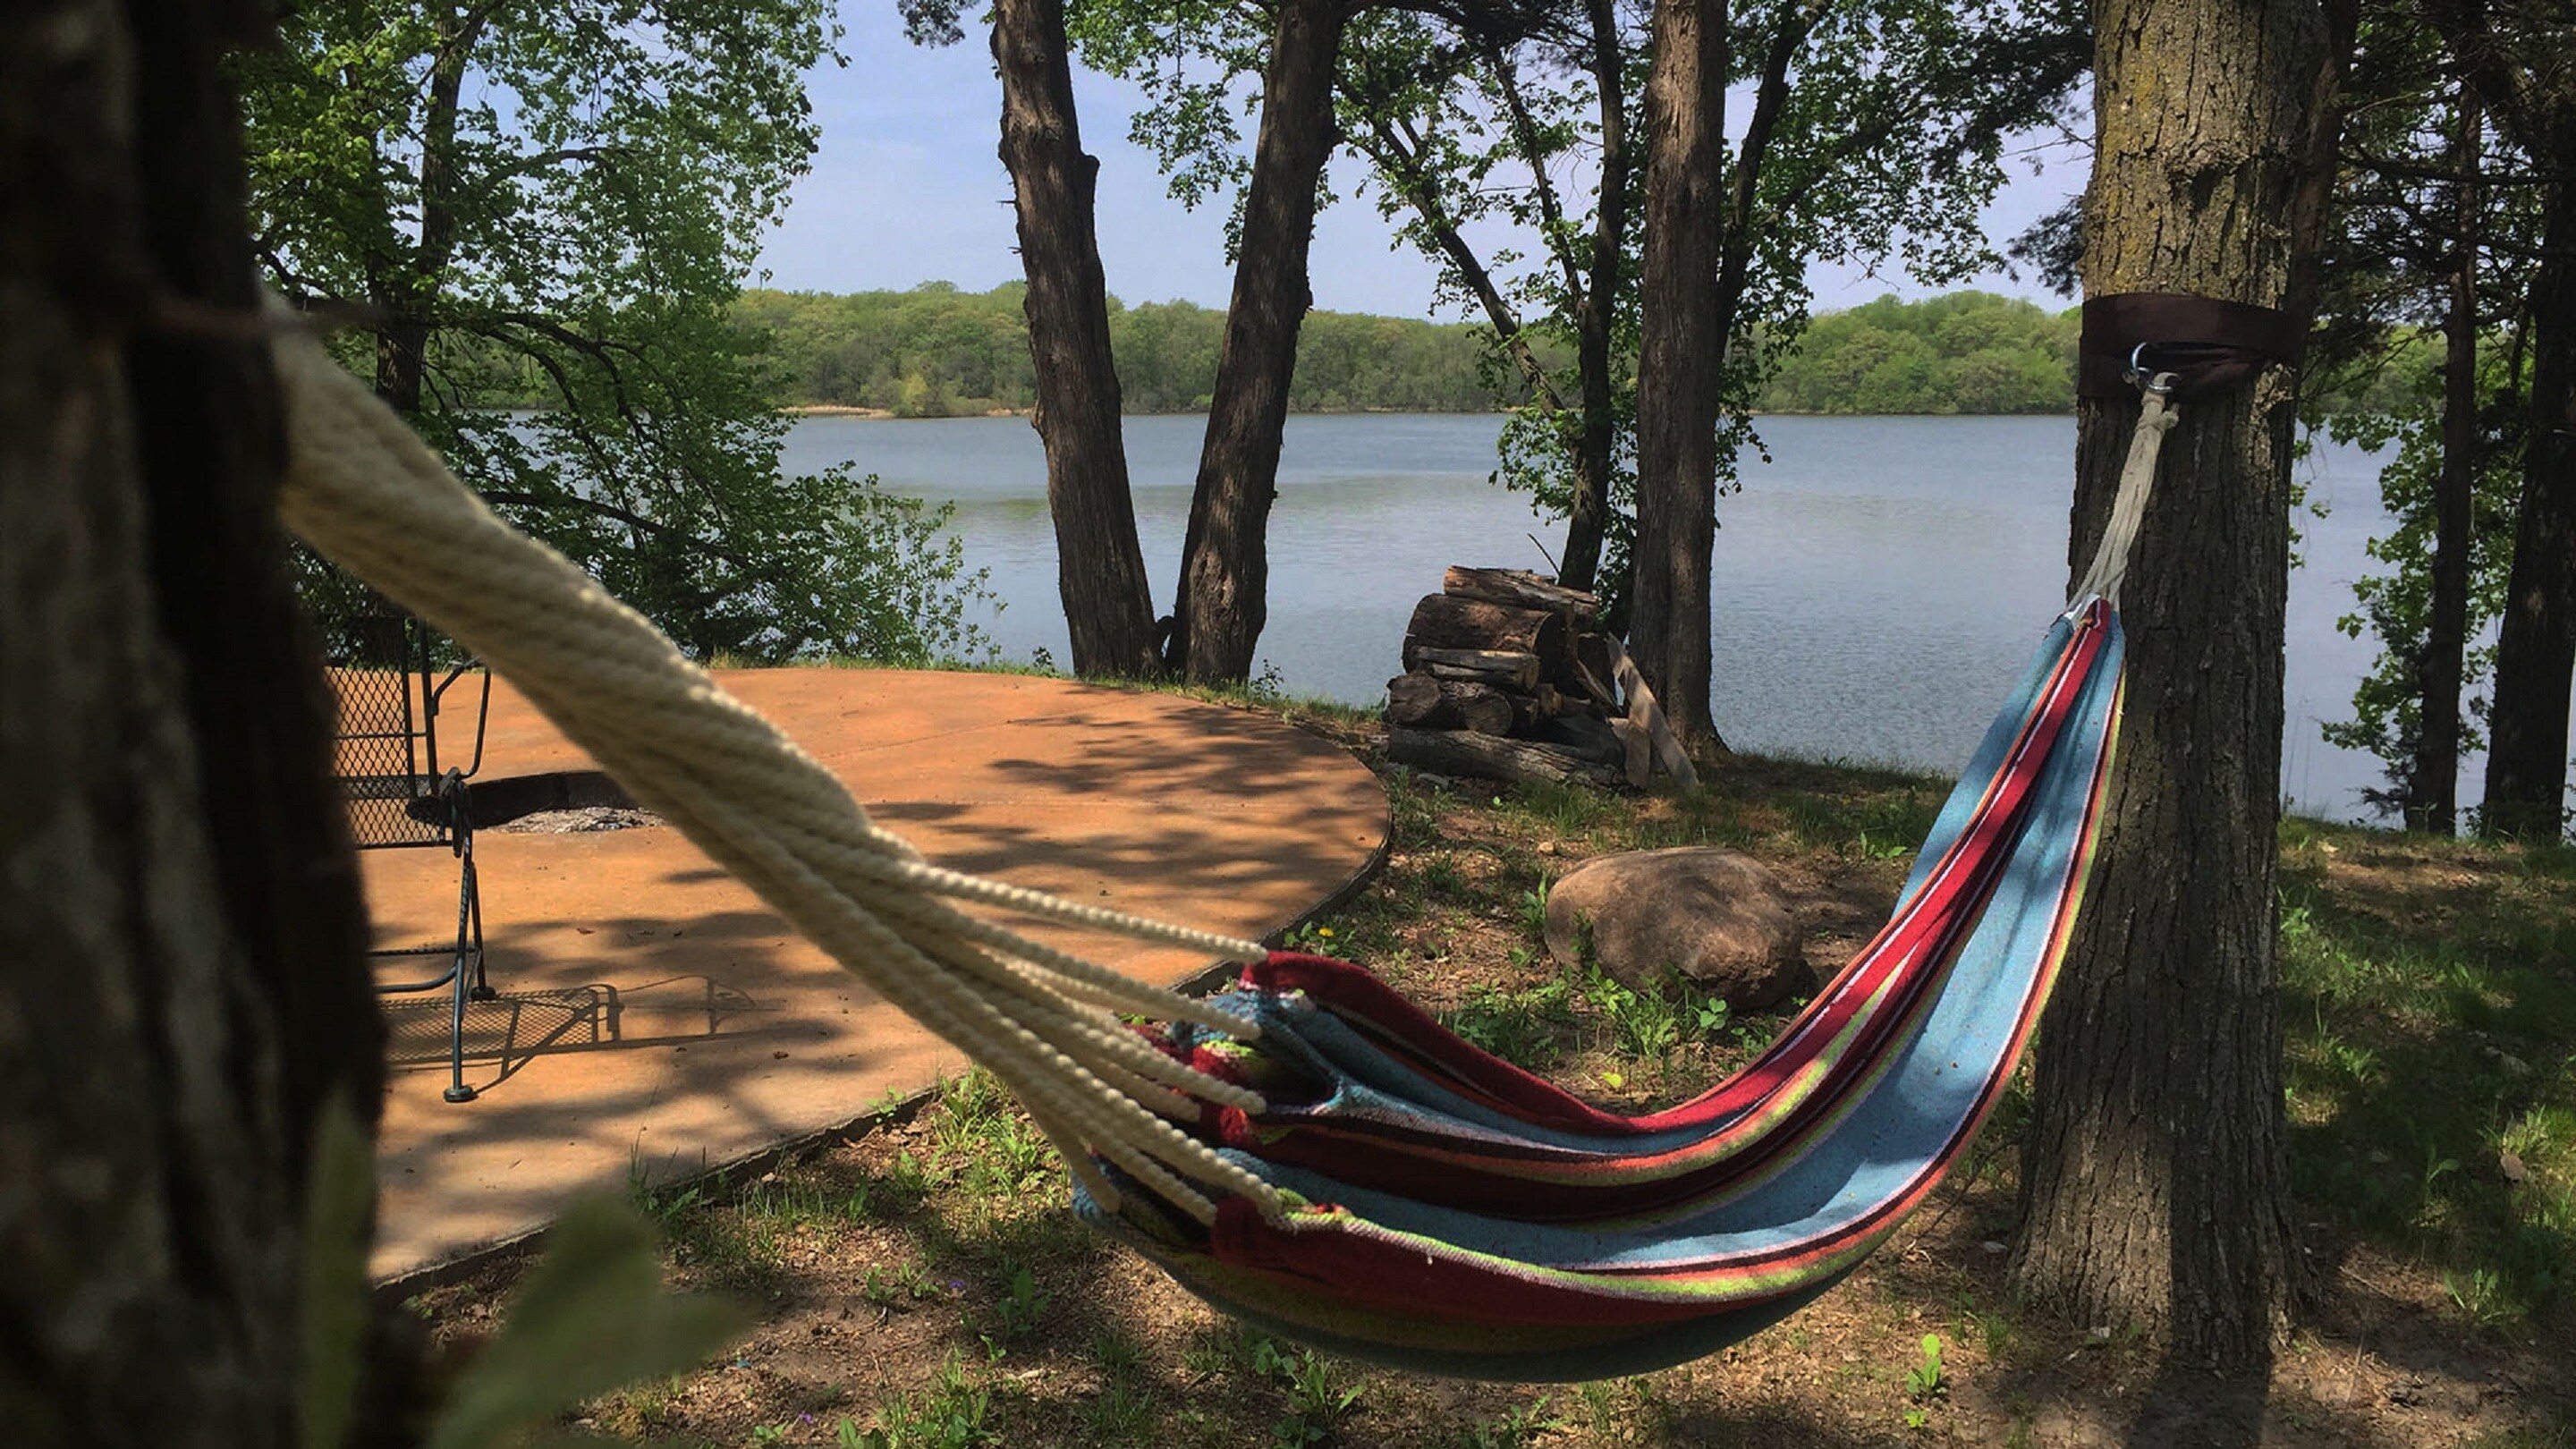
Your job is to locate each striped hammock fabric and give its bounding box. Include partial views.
[1082,597,2127,1380]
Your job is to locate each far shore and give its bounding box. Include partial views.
[775,404,2083,421]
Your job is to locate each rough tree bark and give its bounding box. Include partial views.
[3,0,389,1441]
[1627,0,1727,754]
[993,0,1163,678]
[2411,85,2479,835]
[2008,0,2347,1363]
[2482,167,2576,840]
[1165,0,1351,683]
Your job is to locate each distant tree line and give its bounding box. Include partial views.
[1760,292,2079,413]
[732,283,1514,415]
[736,284,2439,419]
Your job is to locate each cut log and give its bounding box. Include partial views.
[1387,727,1624,789]
[1403,595,1570,682]
[1534,711,1627,766]
[1385,673,1514,734]
[1385,672,1445,726]
[1572,632,1623,708]
[1442,566,1601,623]
[1409,647,1541,691]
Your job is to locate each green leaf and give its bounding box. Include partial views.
[426,1198,743,1449]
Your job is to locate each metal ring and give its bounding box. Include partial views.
[2125,343,2176,396]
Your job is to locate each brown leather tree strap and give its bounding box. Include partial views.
[2077,292,2306,401]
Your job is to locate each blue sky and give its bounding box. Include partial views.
[755,4,2088,318]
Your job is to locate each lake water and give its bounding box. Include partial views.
[781,411,2475,825]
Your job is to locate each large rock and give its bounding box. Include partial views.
[1543,847,1809,1008]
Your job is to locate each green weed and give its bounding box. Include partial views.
[1444,975,1577,1069]
[1443,1397,1562,1448]
[1904,1333,1947,1400]
[862,1256,939,1311]
[987,1265,1046,1339]
[1249,1338,1361,1445]
[847,1351,991,1448]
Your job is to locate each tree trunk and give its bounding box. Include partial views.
[2481,169,2576,841]
[1560,0,1631,597]
[2009,0,2343,1364]
[1627,0,1726,754]
[993,0,1162,678]
[2411,88,2479,834]
[3,0,386,1438]
[371,3,478,412]
[1165,0,1349,682]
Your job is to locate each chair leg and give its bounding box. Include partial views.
[462,849,496,1002]
[444,858,479,1104]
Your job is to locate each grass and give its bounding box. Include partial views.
[2275,820,2576,1330]
[415,707,2573,1447]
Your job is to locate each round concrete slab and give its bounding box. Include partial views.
[363,668,1386,1280]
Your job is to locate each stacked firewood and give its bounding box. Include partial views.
[1384,568,1694,791]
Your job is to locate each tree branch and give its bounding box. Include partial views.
[475,488,760,569]
[1359,115,1568,411]
[1487,46,1583,300]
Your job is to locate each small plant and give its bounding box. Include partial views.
[1960,1301,2014,1356]
[2444,1266,2510,1326]
[1518,884,1551,938]
[989,1265,1047,1339]
[850,1352,992,1448]
[1419,853,1468,894]
[1585,969,1682,1063]
[862,1257,939,1310]
[1691,993,1733,1039]
[1282,919,1341,954]
[1445,976,1575,1069]
[1448,1397,1560,1448]
[878,1148,935,1209]
[1250,1338,1360,1445]
[1904,1333,1947,1401]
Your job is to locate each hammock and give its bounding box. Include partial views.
[267,307,2176,1382]
[1081,599,2123,1379]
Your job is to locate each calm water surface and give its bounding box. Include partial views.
[782,412,2452,824]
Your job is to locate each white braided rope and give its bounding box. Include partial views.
[267,316,1283,1224]
[2069,387,2180,609]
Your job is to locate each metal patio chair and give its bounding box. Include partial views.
[328,609,496,1102]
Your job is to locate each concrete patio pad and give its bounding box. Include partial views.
[361,668,1386,1282]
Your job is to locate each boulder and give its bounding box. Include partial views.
[1543,847,1809,1008]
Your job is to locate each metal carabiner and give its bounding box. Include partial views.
[2125,342,2177,396]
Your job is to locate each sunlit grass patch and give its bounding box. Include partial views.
[2278,818,2576,1332]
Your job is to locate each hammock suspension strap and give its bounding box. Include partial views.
[2068,359,2181,609]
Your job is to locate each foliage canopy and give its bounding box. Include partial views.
[234,0,987,663]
